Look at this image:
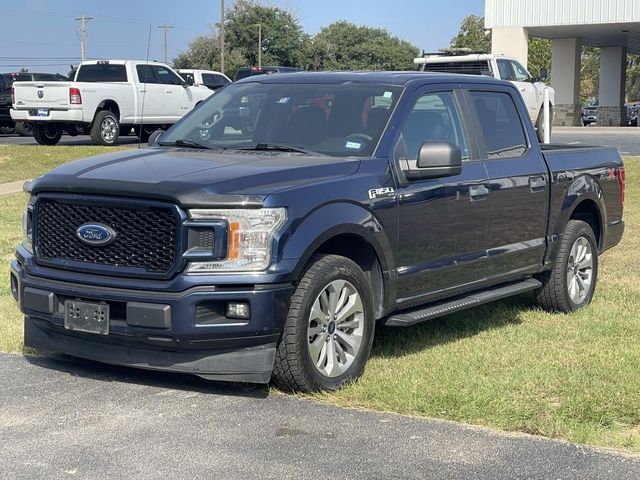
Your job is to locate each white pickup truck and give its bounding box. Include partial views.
[11,60,213,145]
[414,52,555,142]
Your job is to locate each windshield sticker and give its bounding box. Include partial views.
[345,141,362,150]
[276,97,290,104]
[383,91,393,98]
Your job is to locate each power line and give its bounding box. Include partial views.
[74,14,93,62]
[158,24,174,64]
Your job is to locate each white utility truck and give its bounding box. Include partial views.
[414,50,555,142]
[11,60,213,145]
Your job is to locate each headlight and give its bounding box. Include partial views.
[22,195,35,254]
[187,208,286,272]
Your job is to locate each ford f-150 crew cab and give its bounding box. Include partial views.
[10,60,212,146]
[414,51,555,143]
[11,72,624,392]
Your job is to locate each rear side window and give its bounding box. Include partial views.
[136,64,157,83]
[469,91,527,159]
[76,64,127,82]
[202,73,229,88]
[398,91,469,161]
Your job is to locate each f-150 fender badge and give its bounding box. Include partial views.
[368,187,395,200]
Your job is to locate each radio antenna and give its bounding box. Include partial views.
[137,24,152,149]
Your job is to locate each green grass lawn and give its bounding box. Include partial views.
[0,147,638,452]
[0,145,125,184]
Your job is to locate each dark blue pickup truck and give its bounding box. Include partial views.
[11,72,625,391]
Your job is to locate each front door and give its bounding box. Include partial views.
[154,65,192,122]
[394,88,491,303]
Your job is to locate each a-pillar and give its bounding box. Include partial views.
[551,38,582,126]
[491,27,528,67]
[597,46,627,126]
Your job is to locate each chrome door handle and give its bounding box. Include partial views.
[469,185,489,201]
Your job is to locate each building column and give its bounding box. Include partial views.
[551,38,582,126]
[597,46,627,126]
[491,27,528,67]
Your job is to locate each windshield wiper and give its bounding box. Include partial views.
[158,139,211,149]
[233,143,317,155]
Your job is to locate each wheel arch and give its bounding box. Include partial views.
[94,99,121,122]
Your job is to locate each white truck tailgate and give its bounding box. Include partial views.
[13,81,71,108]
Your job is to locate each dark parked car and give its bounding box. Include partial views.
[12,72,624,392]
[1,72,68,135]
[233,66,303,81]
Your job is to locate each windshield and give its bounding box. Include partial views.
[161,81,402,157]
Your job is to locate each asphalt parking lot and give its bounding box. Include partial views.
[1,353,639,480]
[0,126,638,154]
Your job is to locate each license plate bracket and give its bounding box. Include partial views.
[64,300,109,335]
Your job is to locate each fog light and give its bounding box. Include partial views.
[227,302,250,320]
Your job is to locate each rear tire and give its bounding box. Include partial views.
[14,121,33,137]
[272,254,375,392]
[90,110,120,146]
[535,219,598,313]
[32,124,62,145]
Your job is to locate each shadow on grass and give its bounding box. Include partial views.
[371,294,534,358]
[23,352,270,399]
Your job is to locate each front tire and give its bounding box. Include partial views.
[134,125,155,142]
[32,124,62,145]
[535,220,598,312]
[272,254,375,392]
[90,110,120,145]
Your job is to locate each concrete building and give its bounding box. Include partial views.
[485,0,640,126]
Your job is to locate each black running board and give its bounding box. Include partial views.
[385,278,542,327]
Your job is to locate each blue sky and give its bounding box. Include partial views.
[1,0,484,74]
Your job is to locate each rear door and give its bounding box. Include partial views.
[394,85,491,303]
[465,87,549,280]
[135,64,164,121]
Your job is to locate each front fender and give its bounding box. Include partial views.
[278,202,394,280]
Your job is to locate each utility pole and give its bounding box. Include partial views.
[257,23,262,67]
[220,0,225,74]
[74,14,93,62]
[158,24,174,64]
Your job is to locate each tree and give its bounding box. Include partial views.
[224,0,308,68]
[627,54,640,102]
[450,15,491,52]
[306,21,419,71]
[527,37,551,81]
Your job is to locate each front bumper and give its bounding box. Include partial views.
[11,258,293,383]
[11,107,84,124]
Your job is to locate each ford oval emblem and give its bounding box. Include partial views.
[76,223,116,246]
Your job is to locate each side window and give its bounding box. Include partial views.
[399,91,469,161]
[496,59,514,81]
[469,91,527,159]
[154,66,183,85]
[202,73,229,87]
[510,61,531,82]
[136,65,157,84]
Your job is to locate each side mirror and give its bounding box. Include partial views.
[182,76,195,87]
[404,141,462,180]
[538,67,548,82]
[147,129,164,147]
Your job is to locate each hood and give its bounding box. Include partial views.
[29,147,361,207]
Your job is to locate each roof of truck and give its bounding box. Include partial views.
[235,70,507,87]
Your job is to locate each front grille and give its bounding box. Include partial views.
[35,198,178,275]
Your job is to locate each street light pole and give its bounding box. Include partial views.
[158,24,174,64]
[257,23,262,67]
[220,0,225,74]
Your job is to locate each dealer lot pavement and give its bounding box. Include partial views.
[1,353,639,480]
